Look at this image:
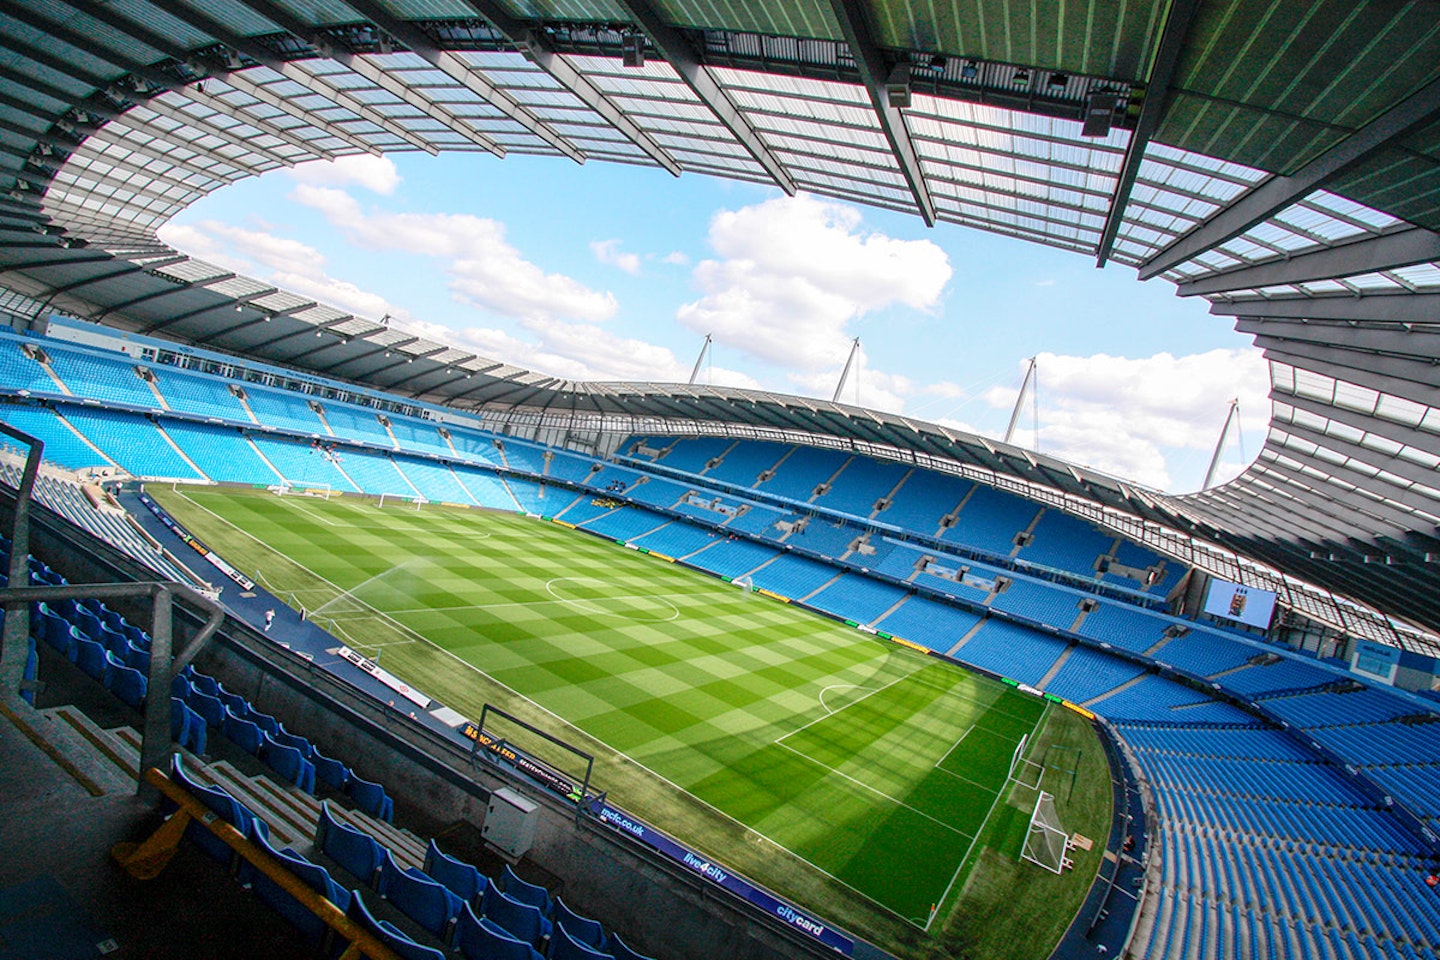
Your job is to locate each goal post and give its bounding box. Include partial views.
[268,480,332,500]
[732,574,755,594]
[378,492,428,510]
[1007,732,1045,791]
[1021,790,1073,874]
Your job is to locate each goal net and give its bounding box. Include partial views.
[1007,732,1045,791]
[268,480,332,499]
[377,492,428,509]
[1021,790,1072,874]
[732,574,755,594]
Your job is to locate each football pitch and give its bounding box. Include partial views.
[155,487,1055,928]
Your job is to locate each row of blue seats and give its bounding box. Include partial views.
[20,548,405,824]
[1258,687,1421,728]
[169,751,654,960]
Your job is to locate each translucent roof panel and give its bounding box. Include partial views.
[908,95,1129,252]
[1110,142,1267,268]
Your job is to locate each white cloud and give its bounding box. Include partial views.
[161,209,758,388]
[590,239,641,275]
[289,185,617,324]
[662,251,690,266]
[1035,278,1056,287]
[985,349,1270,491]
[289,155,400,195]
[158,220,407,323]
[677,194,951,371]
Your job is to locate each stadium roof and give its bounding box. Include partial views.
[1,0,1439,646]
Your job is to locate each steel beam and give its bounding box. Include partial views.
[1235,316,1440,360]
[1141,75,1440,280]
[157,4,432,154]
[1215,292,1440,323]
[348,0,600,165]
[1273,421,1440,508]
[450,0,679,172]
[177,85,338,162]
[1264,344,1440,411]
[1176,226,1440,297]
[1256,336,1440,395]
[617,0,794,194]
[826,0,933,225]
[235,0,503,157]
[1096,0,1201,266]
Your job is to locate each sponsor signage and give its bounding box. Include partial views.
[138,492,254,590]
[591,802,855,955]
[336,646,431,708]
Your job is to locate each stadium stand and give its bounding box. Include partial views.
[60,408,200,479]
[151,369,249,420]
[251,435,359,492]
[161,421,278,486]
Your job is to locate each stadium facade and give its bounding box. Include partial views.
[2,2,1440,959]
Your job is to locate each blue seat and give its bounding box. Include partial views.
[189,690,225,729]
[501,864,551,914]
[189,670,220,697]
[346,889,445,960]
[378,849,464,939]
[97,623,129,659]
[74,637,110,683]
[49,620,82,661]
[249,710,282,738]
[217,688,248,719]
[74,607,103,641]
[107,661,148,710]
[316,801,383,887]
[550,922,613,960]
[171,673,192,701]
[242,821,345,943]
[22,636,36,705]
[312,747,351,791]
[170,755,267,865]
[121,622,149,647]
[273,730,312,758]
[553,897,605,949]
[122,640,149,673]
[423,839,488,905]
[481,884,551,947]
[347,773,394,823]
[99,606,127,634]
[605,932,655,960]
[223,708,265,756]
[170,697,207,754]
[456,904,544,960]
[262,733,316,794]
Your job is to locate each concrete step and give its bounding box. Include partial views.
[46,705,140,786]
[19,703,131,796]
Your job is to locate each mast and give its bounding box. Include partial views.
[832,337,861,403]
[1203,398,1241,490]
[1004,356,1037,444]
[687,333,712,385]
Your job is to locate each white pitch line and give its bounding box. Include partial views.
[925,701,1053,932]
[273,495,340,526]
[772,741,972,838]
[173,491,435,650]
[934,725,975,770]
[778,667,926,744]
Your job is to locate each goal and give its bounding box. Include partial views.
[1007,732,1045,791]
[268,480,332,499]
[732,574,755,594]
[377,492,428,510]
[1020,790,1073,874]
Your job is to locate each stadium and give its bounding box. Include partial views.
[0,2,1438,960]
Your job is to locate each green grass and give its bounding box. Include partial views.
[155,486,1110,959]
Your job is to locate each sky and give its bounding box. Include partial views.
[160,152,1271,495]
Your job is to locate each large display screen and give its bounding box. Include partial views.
[1202,578,1278,629]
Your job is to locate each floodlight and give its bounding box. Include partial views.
[621,33,644,68]
[886,63,912,108]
